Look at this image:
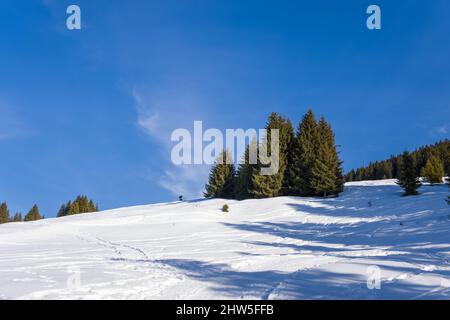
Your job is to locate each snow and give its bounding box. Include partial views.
[0,179,449,300]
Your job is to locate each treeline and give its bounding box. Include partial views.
[0,195,99,225]
[346,140,450,182]
[57,195,98,217]
[0,203,43,224]
[346,140,449,198]
[395,149,450,197]
[204,109,344,200]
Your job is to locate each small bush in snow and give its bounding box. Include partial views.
[222,204,229,213]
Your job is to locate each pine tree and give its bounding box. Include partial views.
[250,113,293,198]
[57,196,98,217]
[24,204,43,222]
[446,176,450,205]
[421,155,445,184]
[57,204,67,217]
[88,199,97,212]
[204,150,236,199]
[397,151,421,196]
[65,201,72,215]
[382,161,393,179]
[69,201,80,215]
[234,141,257,200]
[282,120,296,195]
[12,212,22,222]
[346,169,356,182]
[310,118,344,197]
[288,109,320,196]
[445,148,450,178]
[346,140,449,181]
[0,202,10,224]
[77,195,90,213]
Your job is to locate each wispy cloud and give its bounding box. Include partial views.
[133,88,161,139]
[157,165,210,199]
[132,86,211,199]
[430,124,450,137]
[0,102,25,141]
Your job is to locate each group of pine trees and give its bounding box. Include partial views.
[0,195,98,225]
[0,202,43,224]
[345,140,449,197]
[346,140,449,183]
[395,149,450,197]
[204,110,344,200]
[57,195,98,217]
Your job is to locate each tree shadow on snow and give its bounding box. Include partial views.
[155,184,450,299]
[156,258,450,299]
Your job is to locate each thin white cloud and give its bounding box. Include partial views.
[132,86,211,200]
[132,86,207,144]
[0,102,25,141]
[138,113,160,136]
[133,88,161,139]
[430,124,450,137]
[157,165,210,199]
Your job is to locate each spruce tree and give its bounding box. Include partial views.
[310,118,344,197]
[65,201,72,215]
[69,201,80,215]
[346,139,449,181]
[282,120,296,195]
[57,204,67,217]
[204,150,236,199]
[382,161,393,179]
[250,113,293,198]
[421,155,445,184]
[0,202,10,224]
[288,109,320,196]
[446,177,450,205]
[397,151,421,196]
[24,204,43,222]
[77,195,90,213]
[346,169,356,182]
[12,212,22,222]
[445,149,450,178]
[88,199,97,212]
[57,196,98,217]
[234,142,256,200]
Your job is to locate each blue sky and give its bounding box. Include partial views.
[0,0,449,217]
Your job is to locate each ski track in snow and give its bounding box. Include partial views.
[0,180,449,299]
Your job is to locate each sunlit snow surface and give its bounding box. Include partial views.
[1,180,449,299]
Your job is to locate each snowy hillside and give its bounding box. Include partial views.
[0,180,449,300]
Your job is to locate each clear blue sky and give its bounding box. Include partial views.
[0,0,449,217]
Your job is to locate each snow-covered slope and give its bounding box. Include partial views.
[0,180,449,300]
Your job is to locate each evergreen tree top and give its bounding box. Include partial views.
[204,149,236,199]
[0,202,10,224]
[24,204,43,222]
